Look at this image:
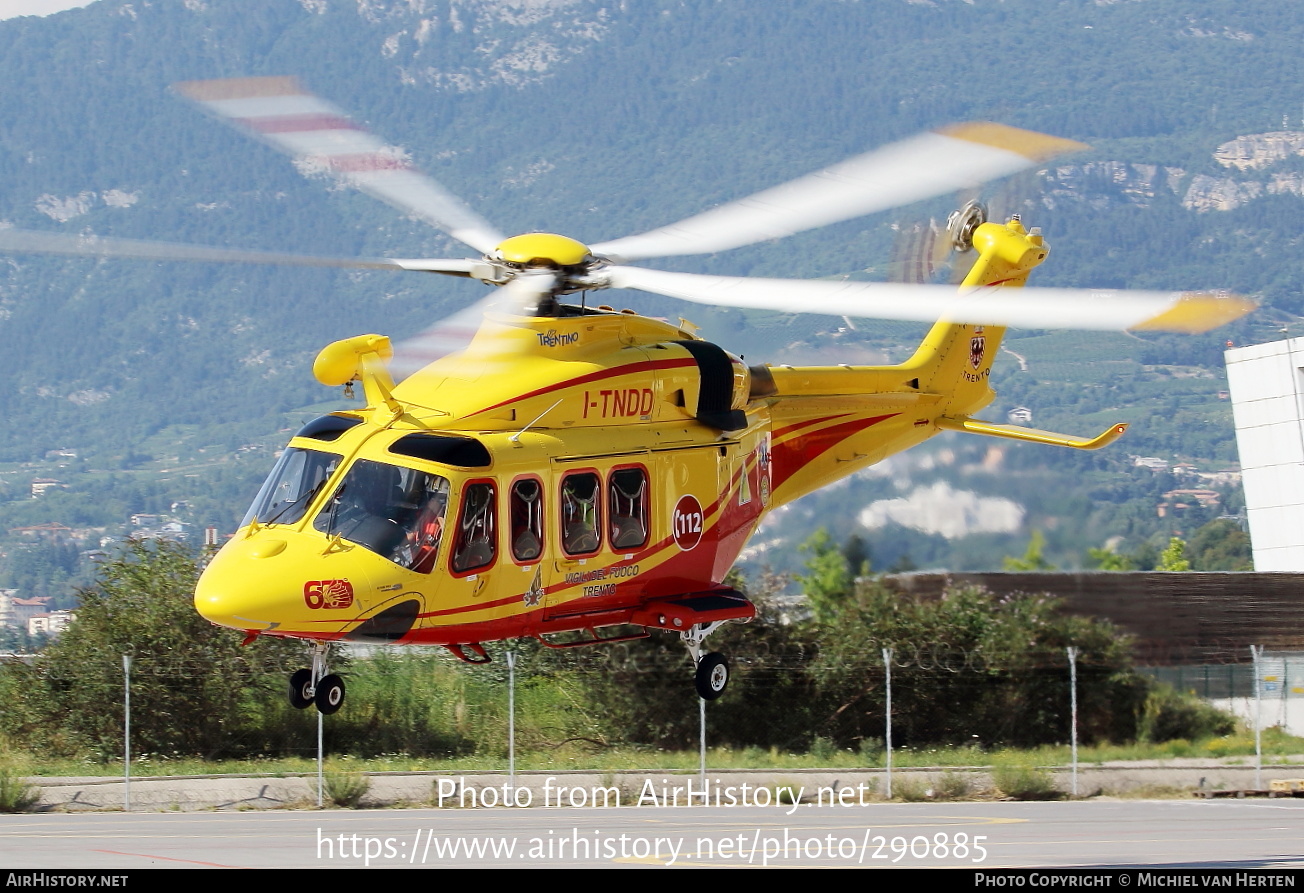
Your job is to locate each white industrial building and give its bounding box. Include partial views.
[1226,337,1304,570]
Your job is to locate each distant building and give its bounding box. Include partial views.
[0,591,52,629]
[28,611,75,636]
[1006,406,1033,425]
[1133,456,1169,471]
[1227,338,1304,569]
[10,523,74,540]
[1157,489,1221,517]
[30,478,64,498]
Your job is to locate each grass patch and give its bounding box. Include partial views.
[323,768,370,809]
[0,766,39,813]
[932,770,976,801]
[992,759,1061,801]
[892,775,932,802]
[8,731,1304,779]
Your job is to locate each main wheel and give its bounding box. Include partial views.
[315,673,346,715]
[694,652,729,700]
[288,668,314,710]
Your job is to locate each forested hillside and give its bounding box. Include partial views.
[0,0,1298,585]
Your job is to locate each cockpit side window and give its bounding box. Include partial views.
[509,477,544,563]
[608,467,649,550]
[560,471,602,556]
[451,481,497,574]
[243,447,342,528]
[313,459,450,573]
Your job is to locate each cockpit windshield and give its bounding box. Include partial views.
[242,447,342,528]
[313,459,451,573]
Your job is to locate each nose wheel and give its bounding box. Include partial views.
[682,621,731,700]
[314,674,346,714]
[288,668,314,710]
[288,644,346,714]
[694,651,729,700]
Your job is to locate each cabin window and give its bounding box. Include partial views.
[312,459,450,573]
[295,414,363,443]
[509,478,544,563]
[451,482,497,574]
[243,447,341,528]
[608,467,649,550]
[560,472,602,556]
[389,433,491,468]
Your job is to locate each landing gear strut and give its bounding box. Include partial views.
[682,621,730,700]
[288,643,346,714]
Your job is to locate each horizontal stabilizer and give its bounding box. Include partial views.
[938,416,1128,450]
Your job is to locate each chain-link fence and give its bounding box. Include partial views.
[4,636,1264,765]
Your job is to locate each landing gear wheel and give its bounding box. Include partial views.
[694,652,729,700]
[314,673,346,714]
[288,668,314,710]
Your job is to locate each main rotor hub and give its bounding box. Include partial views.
[493,233,591,268]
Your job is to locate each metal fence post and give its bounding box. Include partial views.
[699,696,707,784]
[1067,646,1079,798]
[122,654,131,812]
[883,647,893,800]
[1251,644,1263,790]
[507,650,517,795]
[317,709,324,808]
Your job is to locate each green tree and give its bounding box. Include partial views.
[28,539,307,758]
[842,534,872,578]
[1188,520,1253,571]
[1088,546,1134,571]
[811,582,1148,748]
[799,529,853,623]
[1158,537,1191,572]
[1003,531,1056,571]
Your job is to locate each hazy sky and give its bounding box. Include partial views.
[0,0,97,21]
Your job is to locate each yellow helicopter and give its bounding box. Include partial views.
[0,78,1252,710]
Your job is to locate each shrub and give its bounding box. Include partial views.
[893,775,931,802]
[323,770,370,808]
[932,770,975,801]
[991,759,1061,800]
[1136,684,1236,743]
[0,767,39,813]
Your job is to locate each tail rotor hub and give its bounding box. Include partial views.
[946,200,988,253]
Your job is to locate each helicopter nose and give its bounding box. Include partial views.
[195,536,313,632]
[195,543,296,631]
[195,531,376,636]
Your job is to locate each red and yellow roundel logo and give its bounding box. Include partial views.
[304,579,354,610]
[672,495,704,551]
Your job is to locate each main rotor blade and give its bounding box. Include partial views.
[389,270,560,379]
[174,77,505,255]
[0,227,478,275]
[603,266,1254,334]
[592,124,1086,263]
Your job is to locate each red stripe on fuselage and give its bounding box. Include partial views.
[771,413,850,441]
[472,357,697,416]
[771,413,898,491]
